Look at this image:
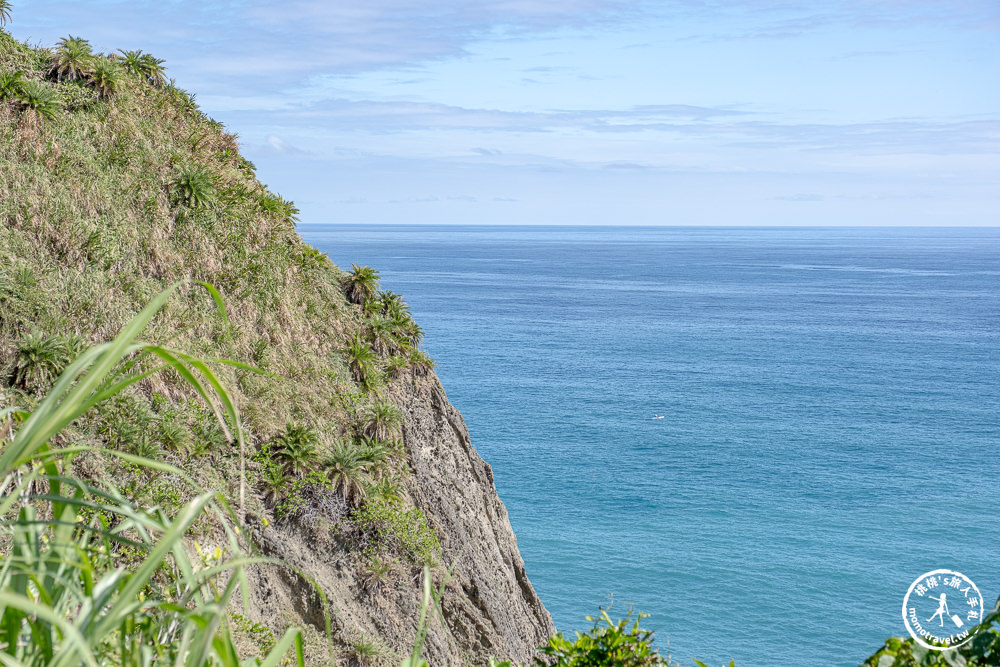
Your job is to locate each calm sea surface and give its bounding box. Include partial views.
[302,225,999,667]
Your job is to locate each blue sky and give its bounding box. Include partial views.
[8,0,1000,225]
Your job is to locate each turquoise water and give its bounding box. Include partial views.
[302,225,1000,666]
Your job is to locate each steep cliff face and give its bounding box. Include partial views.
[398,374,555,663]
[245,371,554,665]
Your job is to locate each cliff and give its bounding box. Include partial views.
[0,26,553,664]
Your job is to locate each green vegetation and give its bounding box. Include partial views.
[535,607,678,667]
[0,285,304,666]
[352,498,441,567]
[863,601,1000,667]
[0,18,442,665]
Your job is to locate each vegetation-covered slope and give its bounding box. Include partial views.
[0,23,550,666]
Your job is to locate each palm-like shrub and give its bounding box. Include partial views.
[170,164,217,208]
[377,290,408,316]
[361,398,403,441]
[118,49,167,87]
[88,60,121,99]
[9,332,78,394]
[50,35,94,82]
[408,348,435,376]
[0,70,25,101]
[0,0,12,26]
[344,264,380,305]
[271,423,320,478]
[346,334,377,385]
[322,440,373,505]
[260,192,300,224]
[16,81,61,120]
[260,462,289,504]
[356,435,399,478]
[368,315,400,357]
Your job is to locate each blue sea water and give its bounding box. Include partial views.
[302,225,1000,667]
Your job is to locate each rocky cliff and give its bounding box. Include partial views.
[250,373,554,665]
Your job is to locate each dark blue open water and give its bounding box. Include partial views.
[302,225,999,667]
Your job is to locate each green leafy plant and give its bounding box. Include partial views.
[346,334,380,390]
[16,80,61,120]
[271,423,320,478]
[535,606,677,667]
[351,635,383,664]
[408,349,435,376]
[49,35,94,82]
[259,191,300,224]
[361,556,393,594]
[117,49,168,87]
[88,59,121,99]
[0,69,25,101]
[361,398,403,441]
[322,439,374,505]
[352,497,440,566]
[0,0,12,27]
[8,331,82,394]
[863,598,1000,666]
[345,264,380,305]
[170,163,217,209]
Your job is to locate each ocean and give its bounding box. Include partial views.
[302,225,999,667]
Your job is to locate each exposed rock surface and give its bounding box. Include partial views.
[249,371,555,665]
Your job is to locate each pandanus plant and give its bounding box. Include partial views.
[344,264,380,305]
[50,35,94,82]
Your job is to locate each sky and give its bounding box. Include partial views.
[7,0,1000,225]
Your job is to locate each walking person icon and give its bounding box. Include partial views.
[927,593,949,627]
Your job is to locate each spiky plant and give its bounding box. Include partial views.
[16,80,61,120]
[50,35,94,82]
[351,635,382,664]
[271,423,320,478]
[322,440,373,505]
[386,355,409,379]
[377,290,409,317]
[361,398,403,441]
[118,49,168,87]
[158,419,191,455]
[408,348,435,376]
[344,264,380,305]
[368,315,400,357]
[88,60,121,99]
[371,476,404,505]
[0,0,11,27]
[346,334,377,384]
[9,332,73,394]
[397,315,424,348]
[170,163,217,209]
[361,556,393,594]
[260,192,300,224]
[356,436,394,480]
[0,70,25,102]
[259,463,288,504]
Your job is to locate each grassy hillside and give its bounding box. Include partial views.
[0,25,442,663]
